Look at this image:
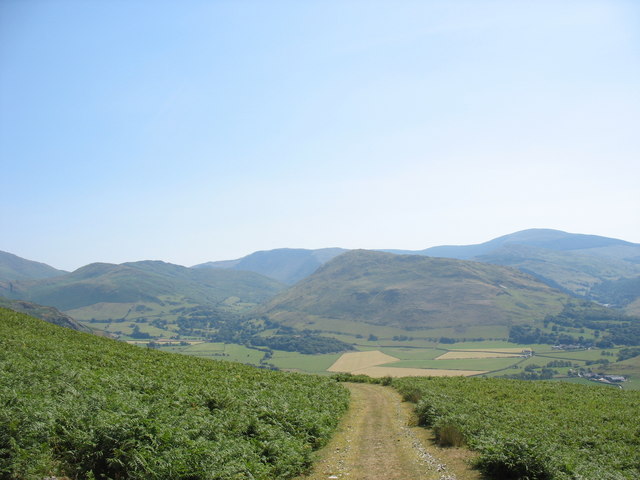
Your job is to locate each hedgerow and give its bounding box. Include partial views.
[393,376,640,480]
[0,308,349,479]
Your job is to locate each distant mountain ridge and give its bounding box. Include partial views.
[194,229,640,311]
[0,250,67,282]
[3,229,638,319]
[407,229,640,309]
[193,247,347,284]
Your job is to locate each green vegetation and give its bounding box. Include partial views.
[260,250,570,331]
[0,307,349,479]
[478,243,640,298]
[2,260,285,311]
[394,376,640,479]
[0,296,92,333]
[510,301,640,347]
[591,276,640,312]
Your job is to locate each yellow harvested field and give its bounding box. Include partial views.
[436,351,523,360]
[327,350,400,373]
[327,351,487,378]
[353,366,488,378]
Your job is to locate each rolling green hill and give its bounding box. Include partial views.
[0,307,349,479]
[1,260,286,311]
[194,247,347,284]
[0,260,287,342]
[259,250,570,331]
[0,250,67,282]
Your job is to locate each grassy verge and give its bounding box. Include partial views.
[393,376,640,479]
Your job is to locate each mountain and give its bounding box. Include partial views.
[419,228,639,259]
[1,260,286,313]
[193,247,347,284]
[0,296,92,333]
[0,250,67,282]
[258,249,570,331]
[196,231,640,309]
[387,229,640,310]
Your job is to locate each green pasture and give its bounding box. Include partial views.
[270,352,342,374]
[375,346,444,361]
[383,356,523,372]
[536,348,620,362]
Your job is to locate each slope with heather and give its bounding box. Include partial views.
[0,307,349,479]
[393,376,640,479]
[0,296,92,333]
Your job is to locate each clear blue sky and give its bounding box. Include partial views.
[2,0,639,271]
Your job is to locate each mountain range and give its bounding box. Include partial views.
[197,229,640,315]
[1,229,638,334]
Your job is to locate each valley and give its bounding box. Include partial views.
[2,229,640,479]
[2,229,639,390]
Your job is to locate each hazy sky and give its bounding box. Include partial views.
[2,0,639,271]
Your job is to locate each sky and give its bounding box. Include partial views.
[1,0,639,271]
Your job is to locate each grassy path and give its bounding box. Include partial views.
[296,383,480,480]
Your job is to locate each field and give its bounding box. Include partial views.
[394,376,640,479]
[435,350,526,360]
[327,350,399,372]
[327,350,488,377]
[352,366,488,378]
[0,307,349,479]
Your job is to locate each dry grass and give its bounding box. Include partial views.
[328,351,487,377]
[327,350,400,372]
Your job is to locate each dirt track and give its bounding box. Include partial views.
[297,383,479,480]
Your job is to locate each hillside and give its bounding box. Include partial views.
[1,260,285,311]
[0,307,349,479]
[0,296,92,333]
[194,230,640,309]
[194,247,347,284]
[394,376,640,479]
[0,260,287,342]
[259,250,570,331]
[0,250,67,282]
[392,229,640,310]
